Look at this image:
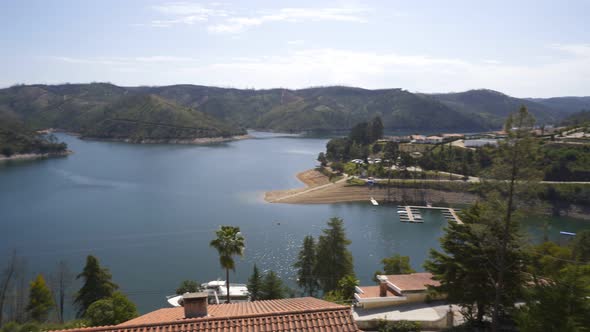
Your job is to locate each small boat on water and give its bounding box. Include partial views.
[166,280,249,306]
[370,197,379,206]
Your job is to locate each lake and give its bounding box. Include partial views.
[0,132,588,315]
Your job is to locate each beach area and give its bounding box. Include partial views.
[0,150,72,162]
[265,169,479,205]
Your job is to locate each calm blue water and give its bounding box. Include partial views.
[0,132,588,315]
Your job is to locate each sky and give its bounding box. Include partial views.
[1,0,589,97]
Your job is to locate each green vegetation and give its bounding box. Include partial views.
[373,254,416,281]
[377,320,421,332]
[85,292,137,326]
[175,280,201,295]
[325,117,384,161]
[247,265,263,301]
[26,275,54,322]
[246,265,289,301]
[3,84,584,138]
[560,109,590,126]
[74,256,118,317]
[293,235,319,297]
[293,218,355,297]
[1,253,135,329]
[425,108,590,331]
[0,113,67,157]
[209,225,245,303]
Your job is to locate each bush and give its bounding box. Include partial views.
[85,292,138,326]
[377,320,421,332]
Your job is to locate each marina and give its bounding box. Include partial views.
[397,205,463,224]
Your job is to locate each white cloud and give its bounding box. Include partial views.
[145,2,370,31]
[549,43,590,58]
[147,2,229,27]
[287,40,305,46]
[207,7,370,33]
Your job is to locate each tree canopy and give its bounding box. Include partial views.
[74,256,118,318]
[85,292,138,326]
[315,218,355,293]
[26,275,54,322]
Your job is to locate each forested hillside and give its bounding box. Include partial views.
[0,84,586,136]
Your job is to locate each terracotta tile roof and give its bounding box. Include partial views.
[50,297,360,332]
[355,286,402,299]
[383,272,440,292]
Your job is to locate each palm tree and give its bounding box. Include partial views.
[209,226,245,303]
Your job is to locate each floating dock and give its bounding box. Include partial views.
[397,206,423,223]
[399,206,463,224]
[370,197,379,206]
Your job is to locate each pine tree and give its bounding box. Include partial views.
[260,271,285,300]
[74,255,118,317]
[293,235,319,296]
[26,274,54,322]
[247,265,262,301]
[484,106,542,331]
[315,218,354,293]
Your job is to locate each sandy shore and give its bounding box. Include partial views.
[0,150,72,162]
[265,170,478,205]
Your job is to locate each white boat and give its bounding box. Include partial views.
[166,280,249,307]
[370,197,379,206]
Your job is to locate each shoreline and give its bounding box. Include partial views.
[265,170,590,220]
[42,128,252,145]
[0,150,72,162]
[265,169,478,205]
[79,134,252,145]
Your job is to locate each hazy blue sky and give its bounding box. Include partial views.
[1,0,588,97]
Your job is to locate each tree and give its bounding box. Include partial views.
[247,265,262,301]
[368,116,384,143]
[26,275,54,322]
[74,256,118,317]
[349,122,369,145]
[0,251,17,327]
[209,226,245,303]
[424,202,528,326]
[515,266,590,332]
[317,152,327,167]
[315,218,354,293]
[380,254,415,275]
[571,230,590,262]
[54,261,73,323]
[85,292,138,326]
[483,106,542,331]
[336,275,358,301]
[260,271,285,300]
[293,235,319,296]
[175,280,200,295]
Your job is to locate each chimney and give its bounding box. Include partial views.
[182,292,209,318]
[377,275,388,297]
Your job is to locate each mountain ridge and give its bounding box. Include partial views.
[1,83,588,137]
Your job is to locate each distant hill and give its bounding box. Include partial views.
[561,110,590,126]
[528,96,590,114]
[0,83,246,142]
[1,84,587,137]
[427,89,568,128]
